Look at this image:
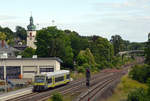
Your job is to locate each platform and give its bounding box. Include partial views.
[0,87,32,101]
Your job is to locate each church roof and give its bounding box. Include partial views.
[27,16,36,31]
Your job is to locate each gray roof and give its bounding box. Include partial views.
[0,40,20,52]
[0,57,63,63]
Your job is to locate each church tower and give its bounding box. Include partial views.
[27,16,36,49]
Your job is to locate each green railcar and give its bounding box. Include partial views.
[33,70,70,91]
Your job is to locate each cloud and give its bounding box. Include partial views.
[77,0,150,42]
[0,15,19,21]
[94,0,150,10]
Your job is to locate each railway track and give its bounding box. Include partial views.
[8,72,118,101]
[76,73,121,101]
[7,57,144,101]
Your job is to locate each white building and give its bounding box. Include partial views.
[0,57,62,80]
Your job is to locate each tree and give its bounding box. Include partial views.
[77,48,96,66]
[68,31,89,57]
[76,48,97,72]
[21,47,36,58]
[36,26,74,68]
[0,32,6,40]
[15,26,27,40]
[0,26,15,45]
[145,33,150,64]
[129,64,150,83]
[110,35,124,56]
[89,37,114,68]
[127,88,149,101]
[0,32,7,48]
[129,42,145,50]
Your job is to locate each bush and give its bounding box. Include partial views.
[52,92,63,101]
[127,88,149,101]
[129,64,150,83]
[77,66,85,73]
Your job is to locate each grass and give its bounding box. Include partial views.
[48,92,81,101]
[105,75,148,101]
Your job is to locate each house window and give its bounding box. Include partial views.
[6,66,21,79]
[40,68,54,73]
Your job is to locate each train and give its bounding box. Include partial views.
[33,70,70,91]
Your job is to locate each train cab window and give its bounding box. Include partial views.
[67,74,70,79]
[35,76,45,83]
[55,76,64,82]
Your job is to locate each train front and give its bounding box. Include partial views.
[33,75,47,91]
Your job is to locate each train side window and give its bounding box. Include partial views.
[67,74,70,79]
[55,76,64,82]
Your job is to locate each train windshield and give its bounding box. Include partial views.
[35,76,45,83]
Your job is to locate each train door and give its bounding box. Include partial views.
[46,76,52,87]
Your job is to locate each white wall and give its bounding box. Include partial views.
[0,59,61,80]
[27,31,37,49]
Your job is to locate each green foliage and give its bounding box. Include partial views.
[77,66,85,73]
[129,64,150,83]
[127,79,150,101]
[76,48,97,72]
[68,31,89,57]
[145,41,150,64]
[89,37,114,67]
[77,48,96,66]
[0,32,7,40]
[128,42,145,50]
[127,88,149,101]
[0,26,15,45]
[15,26,27,41]
[110,35,124,56]
[36,26,74,68]
[146,78,150,95]
[21,47,36,58]
[52,92,63,101]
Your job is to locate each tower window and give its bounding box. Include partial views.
[30,33,32,37]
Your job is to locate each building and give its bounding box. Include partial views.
[0,57,62,80]
[27,16,37,49]
[0,40,20,58]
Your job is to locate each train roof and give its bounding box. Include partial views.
[38,70,70,77]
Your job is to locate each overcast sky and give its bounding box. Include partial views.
[0,0,150,42]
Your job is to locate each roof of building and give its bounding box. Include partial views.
[27,16,36,31]
[0,40,20,53]
[0,57,63,63]
[13,45,27,51]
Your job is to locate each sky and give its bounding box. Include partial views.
[0,0,150,42]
